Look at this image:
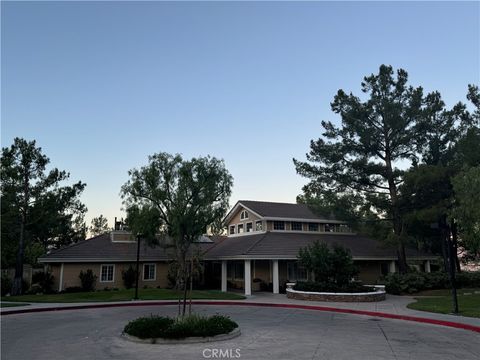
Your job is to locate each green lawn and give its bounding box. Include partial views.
[412,288,480,297]
[0,302,30,308]
[407,292,480,318]
[1,289,245,303]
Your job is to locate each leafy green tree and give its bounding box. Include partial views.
[89,215,110,236]
[298,241,358,286]
[1,138,86,295]
[121,152,233,315]
[294,65,430,273]
[451,166,480,260]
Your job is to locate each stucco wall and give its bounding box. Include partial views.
[48,262,169,291]
[356,261,382,284]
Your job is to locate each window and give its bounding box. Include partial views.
[339,224,350,233]
[325,224,332,232]
[255,221,263,231]
[100,264,114,282]
[287,262,308,281]
[246,222,253,232]
[240,210,249,220]
[227,262,244,280]
[229,225,236,235]
[143,264,156,281]
[237,224,244,233]
[291,222,303,231]
[308,223,319,232]
[273,221,285,230]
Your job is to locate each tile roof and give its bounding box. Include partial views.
[38,233,225,263]
[204,232,435,260]
[238,200,333,220]
[39,232,435,262]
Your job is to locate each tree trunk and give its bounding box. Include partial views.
[450,220,461,272]
[11,220,25,295]
[182,258,188,317]
[188,258,193,315]
[384,146,408,273]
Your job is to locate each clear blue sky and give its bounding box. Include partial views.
[2,1,479,229]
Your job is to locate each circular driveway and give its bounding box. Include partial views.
[2,304,479,360]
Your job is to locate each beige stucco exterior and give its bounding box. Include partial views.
[48,262,169,291]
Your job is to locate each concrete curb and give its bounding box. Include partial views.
[2,300,479,334]
[122,327,241,344]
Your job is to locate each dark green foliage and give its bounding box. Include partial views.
[123,314,238,339]
[62,286,84,293]
[31,271,55,294]
[1,273,12,296]
[298,241,358,286]
[294,281,375,293]
[121,266,137,289]
[79,269,97,292]
[384,271,480,294]
[1,138,86,295]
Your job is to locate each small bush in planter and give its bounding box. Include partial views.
[79,269,97,291]
[124,314,238,340]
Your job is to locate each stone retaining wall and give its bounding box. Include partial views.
[286,288,386,302]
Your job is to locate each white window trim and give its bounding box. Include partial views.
[240,210,249,220]
[291,221,303,231]
[229,225,236,235]
[100,264,115,283]
[255,220,263,231]
[143,263,156,281]
[273,221,285,231]
[246,222,253,232]
[237,223,244,234]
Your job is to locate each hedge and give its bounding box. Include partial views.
[384,271,480,295]
[124,314,238,339]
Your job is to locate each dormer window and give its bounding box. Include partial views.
[246,222,253,232]
[238,224,244,233]
[256,221,263,231]
[229,225,236,235]
[273,221,285,230]
[291,222,303,231]
[240,210,249,220]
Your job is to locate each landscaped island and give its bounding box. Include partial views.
[123,314,240,344]
[287,282,386,302]
[288,241,386,302]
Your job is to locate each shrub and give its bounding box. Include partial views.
[123,314,238,339]
[27,284,44,295]
[122,266,137,289]
[384,271,480,295]
[31,271,55,294]
[62,286,84,293]
[1,273,12,296]
[298,241,358,286]
[79,269,97,291]
[294,281,375,293]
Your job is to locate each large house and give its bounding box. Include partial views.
[38,200,436,295]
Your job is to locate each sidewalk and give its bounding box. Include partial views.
[2,293,479,329]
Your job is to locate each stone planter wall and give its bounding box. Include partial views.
[286,287,386,302]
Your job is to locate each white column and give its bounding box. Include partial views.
[272,260,279,294]
[221,261,227,292]
[244,260,251,296]
[58,263,64,292]
[424,260,431,273]
[388,260,396,273]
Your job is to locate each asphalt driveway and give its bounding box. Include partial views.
[2,304,479,360]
